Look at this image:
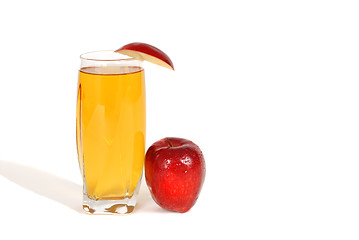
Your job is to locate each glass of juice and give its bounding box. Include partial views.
[76,50,145,214]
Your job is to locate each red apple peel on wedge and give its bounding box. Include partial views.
[115,42,174,70]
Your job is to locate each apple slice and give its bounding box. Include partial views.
[115,42,174,70]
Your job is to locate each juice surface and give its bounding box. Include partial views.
[77,66,145,200]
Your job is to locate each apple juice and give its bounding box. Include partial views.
[77,66,145,200]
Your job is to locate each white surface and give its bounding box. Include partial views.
[0,0,359,239]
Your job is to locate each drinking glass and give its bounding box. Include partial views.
[76,50,145,214]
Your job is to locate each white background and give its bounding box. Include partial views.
[0,0,358,239]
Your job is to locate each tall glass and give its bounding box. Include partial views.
[76,51,145,214]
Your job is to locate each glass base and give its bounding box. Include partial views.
[83,195,136,214]
[82,175,142,215]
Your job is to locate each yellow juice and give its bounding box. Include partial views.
[77,66,145,200]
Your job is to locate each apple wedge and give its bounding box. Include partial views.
[115,42,174,70]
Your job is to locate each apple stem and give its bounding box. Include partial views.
[165,138,173,147]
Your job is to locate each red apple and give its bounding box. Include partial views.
[145,137,206,213]
[115,42,174,70]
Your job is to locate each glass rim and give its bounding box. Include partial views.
[80,50,139,62]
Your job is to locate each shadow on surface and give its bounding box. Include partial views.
[0,160,82,213]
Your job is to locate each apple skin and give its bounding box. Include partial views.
[115,42,174,70]
[145,137,206,213]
